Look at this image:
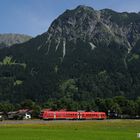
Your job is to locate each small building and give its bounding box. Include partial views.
[0,112,3,121]
[7,109,32,120]
[18,109,32,120]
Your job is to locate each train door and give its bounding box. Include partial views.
[77,112,80,119]
[54,112,56,119]
[78,112,82,119]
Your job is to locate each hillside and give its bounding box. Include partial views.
[0,5,140,105]
[0,34,32,48]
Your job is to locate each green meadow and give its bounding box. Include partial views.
[0,120,140,140]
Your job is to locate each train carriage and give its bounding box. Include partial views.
[79,112,106,120]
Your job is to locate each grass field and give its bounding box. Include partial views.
[0,120,140,140]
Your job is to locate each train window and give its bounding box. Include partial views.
[48,113,53,117]
[57,114,61,117]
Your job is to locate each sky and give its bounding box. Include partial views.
[0,0,140,37]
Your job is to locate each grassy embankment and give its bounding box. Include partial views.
[0,120,139,140]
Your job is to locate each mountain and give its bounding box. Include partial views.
[0,33,32,48]
[0,5,140,104]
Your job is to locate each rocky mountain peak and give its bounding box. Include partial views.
[75,5,95,11]
[45,6,100,44]
[38,5,140,57]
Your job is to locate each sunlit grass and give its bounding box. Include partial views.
[0,120,139,140]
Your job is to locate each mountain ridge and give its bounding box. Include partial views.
[0,33,32,48]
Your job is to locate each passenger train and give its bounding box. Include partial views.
[40,110,107,120]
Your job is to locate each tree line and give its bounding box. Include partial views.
[0,96,140,119]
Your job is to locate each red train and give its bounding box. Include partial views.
[40,110,107,120]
